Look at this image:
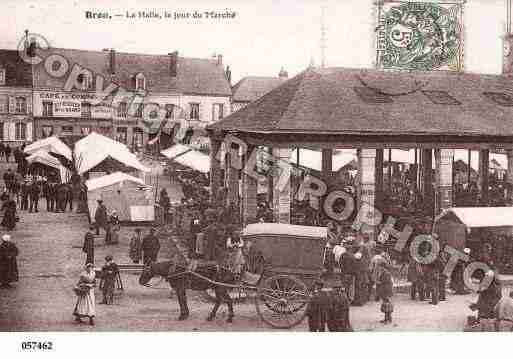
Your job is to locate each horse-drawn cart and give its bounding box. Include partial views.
[243,223,327,328]
[140,223,329,329]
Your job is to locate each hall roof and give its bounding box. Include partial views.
[209,67,513,138]
[33,47,231,96]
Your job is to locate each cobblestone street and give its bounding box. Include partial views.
[0,199,495,332]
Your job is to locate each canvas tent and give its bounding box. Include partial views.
[26,149,71,183]
[86,172,154,222]
[161,145,210,173]
[433,207,513,251]
[24,136,73,161]
[161,144,192,159]
[75,132,149,175]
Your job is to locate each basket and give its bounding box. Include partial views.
[73,284,90,296]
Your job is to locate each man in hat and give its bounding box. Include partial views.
[94,199,108,236]
[20,179,29,211]
[129,228,143,264]
[142,228,160,264]
[28,179,41,213]
[0,234,19,288]
[450,248,472,295]
[82,225,95,265]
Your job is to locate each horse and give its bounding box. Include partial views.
[139,260,237,322]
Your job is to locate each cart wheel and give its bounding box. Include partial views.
[255,274,309,329]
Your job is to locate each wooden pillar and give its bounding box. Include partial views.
[479,149,490,206]
[226,143,240,207]
[375,149,384,211]
[357,149,377,238]
[321,149,333,179]
[507,149,513,204]
[435,149,454,214]
[242,145,258,226]
[209,137,222,204]
[267,147,273,206]
[388,149,392,192]
[272,148,292,223]
[422,148,433,208]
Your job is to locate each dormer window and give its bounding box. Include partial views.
[77,72,92,90]
[0,69,5,86]
[136,73,146,91]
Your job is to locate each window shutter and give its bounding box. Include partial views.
[8,96,15,113]
[26,122,33,141]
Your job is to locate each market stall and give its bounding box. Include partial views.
[433,207,513,273]
[86,172,154,222]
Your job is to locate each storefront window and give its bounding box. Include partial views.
[189,103,200,120]
[132,127,143,150]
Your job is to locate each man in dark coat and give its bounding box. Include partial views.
[45,182,56,212]
[142,228,160,264]
[470,270,502,320]
[28,180,40,213]
[94,199,108,235]
[56,183,68,212]
[20,180,29,211]
[82,225,95,265]
[4,145,11,163]
[3,168,14,194]
[66,183,74,212]
[0,234,19,288]
[407,258,424,301]
[1,195,17,230]
[203,219,221,261]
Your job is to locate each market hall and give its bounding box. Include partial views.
[207,66,513,269]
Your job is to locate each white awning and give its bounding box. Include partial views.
[437,207,513,228]
[26,149,71,183]
[172,150,210,173]
[24,136,72,161]
[161,144,192,159]
[243,223,327,239]
[86,171,149,191]
[75,132,149,175]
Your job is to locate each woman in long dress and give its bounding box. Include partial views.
[73,263,96,325]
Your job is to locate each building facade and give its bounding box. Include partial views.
[0,50,34,144]
[231,68,288,112]
[31,47,232,149]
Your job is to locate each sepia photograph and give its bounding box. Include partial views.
[1,0,513,355]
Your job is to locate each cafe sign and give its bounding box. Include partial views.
[37,92,112,118]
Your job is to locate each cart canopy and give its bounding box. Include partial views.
[243,223,327,238]
[161,144,192,159]
[436,207,513,228]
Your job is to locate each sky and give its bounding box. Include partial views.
[0,0,508,83]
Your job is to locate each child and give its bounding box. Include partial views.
[376,261,394,324]
[306,280,329,332]
[327,286,353,332]
[226,229,245,277]
[100,255,119,305]
[380,297,394,324]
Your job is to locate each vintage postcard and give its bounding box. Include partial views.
[0,1,512,355]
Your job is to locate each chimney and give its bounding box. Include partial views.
[278,67,288,79]
[225,65,231,84]
[109,49,116,74]
[217,54,223,66]
[168,51,178,77]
